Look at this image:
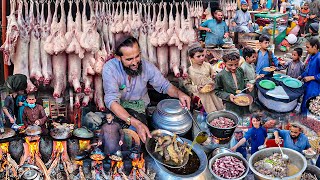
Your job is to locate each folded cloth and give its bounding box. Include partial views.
[266,86,290,100]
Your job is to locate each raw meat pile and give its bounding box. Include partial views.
[309,96,320,116]
[300,117,320,135]
[1,0,203,111]
[210,117,235,128]
[254,153,288,178]
[212,155,246,179]
[301,172,317,180]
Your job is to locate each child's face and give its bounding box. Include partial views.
[225,60,240,73]
[234,132,243,141]
[206,50,211,55]
[246,53,257,64]
[292,51,300,61]
[306,42,318,55]
[191,52,206,65]
[252,118,261,128]
[260,40,270,50]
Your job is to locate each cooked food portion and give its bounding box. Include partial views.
[309,96,320,116]
[154,134,191,165]
[200,84,213,93]
[90,154,105,161]
[263,66,276,72]
[109,155,122,161]
[209,117,235,128]
[212,156,246,179]
[234,96,250,105]
[254,153,288,178]
[301,172,318,180]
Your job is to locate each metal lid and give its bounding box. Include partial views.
[73,127,94,139]
[0,128,15,140]
[157,99,186,115]
[25,125,42,136]
[22,169,39,179]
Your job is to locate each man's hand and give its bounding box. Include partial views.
[9,117,15,124]
[35,120,40,126]
[119,140,123,146]
[303,76,315,82]
[19,102,23,106]
[178,91,191,109]
[255,74,265,80]
[279,60,286,66]
[246,83,254,92]
[131,118,151,143]
[224,32,229,38]
[275,137,281,144]
[205,28,212,32]
[97,141,102,146]
[229,94,235,102]
[230,146,236,152]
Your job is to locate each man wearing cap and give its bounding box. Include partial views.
[232,0,256,33]
[102,36,191,143]
[199,10,229,47]
[303,22,319,39]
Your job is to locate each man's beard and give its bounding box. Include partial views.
[216,18,222,23]
[290,134,299,140]
[241,8,247,12]
[122,62,142,77]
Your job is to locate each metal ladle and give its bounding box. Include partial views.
[236,87,250,94]
[278,143,289,161]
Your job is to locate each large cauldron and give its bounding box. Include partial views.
[206,111,239,139]
[153,137,210,179]
[152,99,192,135]
[209,152,249,180]
[249,147,307,180]
[303,165,320,179]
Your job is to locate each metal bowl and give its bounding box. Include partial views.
[206,111,239,139]
[50,128,72,140]
[303,165,320,179]
[234,93,253,106]
[145,129,189,168]
[306,96,320,116]
[25,125,42,136]
[249,147,307,180]
[209,152,249,180]
[211,147,232,158]
[155,137,208,179]
[302,149,317,159]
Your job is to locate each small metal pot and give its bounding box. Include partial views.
[73,127,94,139]
[25,125,42,136]
[303,165,320,179]
[50,127,72,140]
[211,147,232,157]
[152,99,192,135]
[206,111,239,139]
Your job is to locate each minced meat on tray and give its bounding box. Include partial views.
[212,156,246,179]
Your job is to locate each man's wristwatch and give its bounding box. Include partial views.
[126,115,132,125]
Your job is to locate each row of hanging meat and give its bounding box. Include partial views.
[0,0,203,111]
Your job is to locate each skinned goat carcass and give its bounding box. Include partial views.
[150,3,161,47]
[139,3,148,60]
[82,92,93,107]
[13,0,36,92]
[82,52,95,95]
[131,2,143,38]
[157,2,169,76]
[94,32,107,75]
[0,0,19,65]
[80,0,100,53]
[44,0,68,55]
[52,0,67,98]
[107,2,115,52]
[180,44,189,79]
[114,2,124,34]
[94,76,106,111]
[74,93,84,109]
[65,0,84,58]
[101,1,111,56]
[122,2,131,34]
[67,0,82,93]
[29,0,43,83]
[40,0,53,86]
[146,3,157,66]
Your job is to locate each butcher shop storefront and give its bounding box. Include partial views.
[1,0,320,179]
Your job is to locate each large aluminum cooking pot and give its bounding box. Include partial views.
[152,99,192,135]
[303,165,320,179]
[206,111,239,139]
[209,152,249,180]
[249,147,307,180]
[258,90,298,113]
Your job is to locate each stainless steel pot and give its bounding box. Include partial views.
[152,99,192,135]
[249,147,307,180]
[154,137,210,179]
[209,152,249,180]
[303,165,320,179]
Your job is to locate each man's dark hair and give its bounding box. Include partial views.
[243,46,256,59]
[259,35,270,42]
[27,92,36,99]
[293,47,303,57]
[308,38,320,50]
[188,47,204,58]
[214,9,223,14]
[114,36,140,56]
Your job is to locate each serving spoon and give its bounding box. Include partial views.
[236,87,249,94]
[278,143,289,161]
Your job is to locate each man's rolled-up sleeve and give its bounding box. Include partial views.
[102,65,121,109]
[147,63,172,94]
